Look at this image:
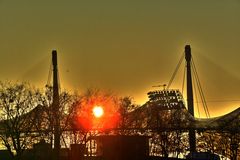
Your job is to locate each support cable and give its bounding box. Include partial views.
[192,61,209,117]
[195,69,210,117]
[46,54,61,93]
[182,63,186,95]
[167,52,184,89]
[57,70,61,94]
[192,70,201,118]
[191,59,210,118]
[47,60,52,87]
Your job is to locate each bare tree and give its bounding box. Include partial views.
[118,96,137,129]
[70,89,120,131]
[35,86,79,148]
[0,81,41,160]
[197,131,240,159]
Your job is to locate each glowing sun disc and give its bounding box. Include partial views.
[93,106,104,118]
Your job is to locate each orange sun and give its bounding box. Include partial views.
[93,106,104,118]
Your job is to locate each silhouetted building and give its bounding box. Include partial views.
[93,135,149,160]
[33,139,52,160]
[0,150,11,160]
[69,144,85,160]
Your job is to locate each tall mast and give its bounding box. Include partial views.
[52,50,60,160]
[185,45,196,153]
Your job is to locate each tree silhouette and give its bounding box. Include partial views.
[35,86,79,148]
[0,81,41,160]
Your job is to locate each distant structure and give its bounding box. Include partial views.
[0,45,238,160]
[147,89,184,110]
[52,50,61,160]
[92,135,149,160]
[185,45,196,153]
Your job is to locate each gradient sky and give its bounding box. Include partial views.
[0,1,240,117]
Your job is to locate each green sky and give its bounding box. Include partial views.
[0,1,240,117]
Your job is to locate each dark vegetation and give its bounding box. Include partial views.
[0,81,239,160]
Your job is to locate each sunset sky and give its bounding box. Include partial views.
[0,1,240,117]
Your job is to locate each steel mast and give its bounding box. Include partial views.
[52,50,60,160]
[185,45,196,153]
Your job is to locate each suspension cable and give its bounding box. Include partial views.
[192,60,209,117]
[167,52,184,89]
[181,63,186,95]
[46,54,61,93]
[58,68,61,94]
[47,59,52,87]
[192,70,201,118]
[194,64,210,118]
[191,59,210,118]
